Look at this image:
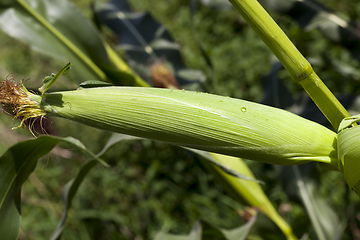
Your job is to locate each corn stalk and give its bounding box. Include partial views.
[228,0,360,195]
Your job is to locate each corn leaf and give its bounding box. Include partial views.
[0,0,108,82]
[338,114,360,132]
[0,136,106,239]
[95,133,261,183]
[85,131,297,238]
[50,160,98,240]
[279,164,343,240]
[96,133,140,157]
[50,133,146,239]
[338,115,360,191]
[154,221,202,240]
[188,149,263,183]
[338,125,360,189]
[215,214,257,240]
[60,136,108,167]
[86,133,296,238]
[200,153,297,239]
[155,217,257,240]
[0,137,59,240]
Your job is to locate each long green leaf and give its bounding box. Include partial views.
[0,135,106,239]
[96,133,140,157]
[80,132,296,239]
[218,213,257,240]
[279,164,343,240]
[94,133,260,183]
[0,0,107,81]
[155,217,257,240]
[0,137,58,240]
[50,160,98,240]
[201,153,297,240]
[154,221,202,240]
[338,125,360,192]
[188,150,263,183]
[50,132,141,239]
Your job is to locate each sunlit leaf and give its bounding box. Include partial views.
[189,149,263,183]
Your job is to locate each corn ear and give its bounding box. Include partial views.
[16,86,337,167]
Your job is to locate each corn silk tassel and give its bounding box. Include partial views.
[3,72,360,195]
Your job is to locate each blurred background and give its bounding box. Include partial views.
[1,0,360,239]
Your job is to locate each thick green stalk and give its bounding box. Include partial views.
[229,0,350,130]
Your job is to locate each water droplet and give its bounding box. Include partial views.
[219,100,223,103]
[182,89,185,92]
[241,107,246,112]
[226,96,230,98]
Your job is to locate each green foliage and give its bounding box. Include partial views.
[1,0,360,239]
[0,136,105,240]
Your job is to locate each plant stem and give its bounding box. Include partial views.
[229,0,350,130]
[299,72,350,130]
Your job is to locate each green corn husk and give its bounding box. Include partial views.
[5,85,336,168]
[338,115,360,196]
